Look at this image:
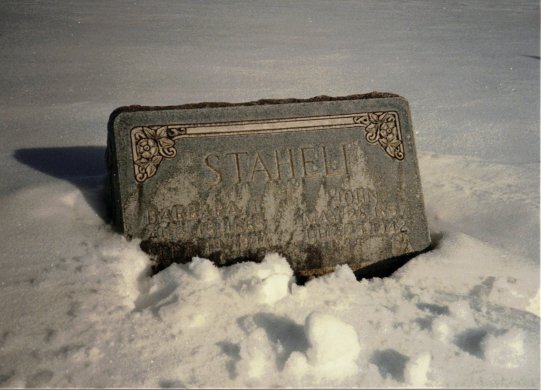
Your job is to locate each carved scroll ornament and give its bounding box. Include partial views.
[131,125,186,183]
[354,112,404,160]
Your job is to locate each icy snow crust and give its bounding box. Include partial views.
[0,1,539,388]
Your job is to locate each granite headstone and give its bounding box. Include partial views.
[106,93,430,276]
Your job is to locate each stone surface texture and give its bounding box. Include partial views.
[106,93,430,275]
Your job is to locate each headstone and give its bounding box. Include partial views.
[106,92,430,276]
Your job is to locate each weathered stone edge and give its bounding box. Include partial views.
[107,91,400,124]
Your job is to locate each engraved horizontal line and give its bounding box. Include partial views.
[185,113,358,127]
[171,114,366,138]
[179,123,365,138]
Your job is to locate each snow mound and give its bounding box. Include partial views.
[482,328,525,368]
[284,312,361,382]
[404,352,432,387]
[236,328,276,381]
[188,257,221,283]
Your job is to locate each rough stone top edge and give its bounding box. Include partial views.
[107,91,403,128]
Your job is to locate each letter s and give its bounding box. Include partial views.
[205,154,222,185]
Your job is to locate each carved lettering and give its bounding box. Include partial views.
[300,146,320,178]
[322,145,346,177]
[274,148,295,180]
[226,151,249,183]
[206,143,352,185]
[249,152,273,182]
[204,154,222,185]
[342,144,351,176]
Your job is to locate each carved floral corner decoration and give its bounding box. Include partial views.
[131,125,185,183]
[354,112,404,160]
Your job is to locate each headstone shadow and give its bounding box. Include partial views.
[14,146,108,221]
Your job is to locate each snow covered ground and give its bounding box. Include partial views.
[0,1,539,388]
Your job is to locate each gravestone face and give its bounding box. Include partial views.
[106,93,430,276]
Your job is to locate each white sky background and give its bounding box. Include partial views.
[0,1,539,388]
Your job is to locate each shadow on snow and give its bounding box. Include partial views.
[14,146,108,221]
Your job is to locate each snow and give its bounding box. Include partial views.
[301,312,362,379]
[0,0,539,388]
[482,328,526,369]
[404,352,432,387]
